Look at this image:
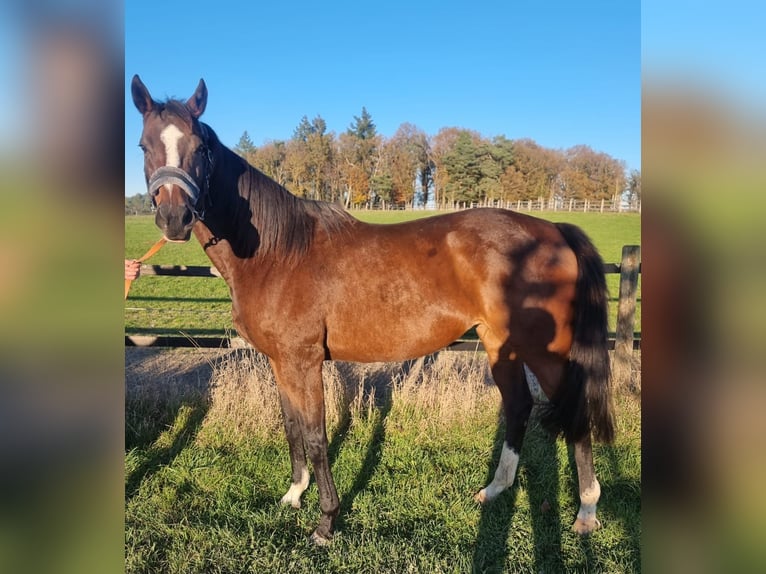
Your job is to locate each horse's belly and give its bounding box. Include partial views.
[326,311,470,362]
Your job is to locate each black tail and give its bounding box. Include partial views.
[539,223,615,444]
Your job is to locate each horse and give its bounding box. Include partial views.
[130,75,615,545]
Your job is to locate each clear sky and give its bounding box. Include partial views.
[126,0,640,196]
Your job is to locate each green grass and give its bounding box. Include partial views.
[125,210,640,337]
[125,352,640,573]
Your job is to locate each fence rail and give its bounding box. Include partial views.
[350,198,641,213]
[126,246,641,382]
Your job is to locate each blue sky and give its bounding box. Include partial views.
[126,0,640,196]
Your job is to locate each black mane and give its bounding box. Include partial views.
[202,119,354,263]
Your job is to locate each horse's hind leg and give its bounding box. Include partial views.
[572,434,602,534]
[475,356,533,503]
[524,357,603,534]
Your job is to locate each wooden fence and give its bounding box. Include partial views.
[352,198,641,213]
[126,246,640,381]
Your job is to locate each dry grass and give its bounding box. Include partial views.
[194,350,504,445]
[126,347,640,448]
[389,352,498,431]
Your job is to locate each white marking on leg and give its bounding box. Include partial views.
[476,443,519,502]
[280,467,310,509]
[576,478,601,525]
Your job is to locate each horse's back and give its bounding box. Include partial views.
[318,208,577,362]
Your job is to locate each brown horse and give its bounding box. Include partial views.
[131,75,615,545]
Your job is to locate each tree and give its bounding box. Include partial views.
[430,127,463,207]
[382,123,431,207]
[251,140,288,185]
[478,136,514,202]
[626,169,641,204]
[558,145,626,202]
[229,112,632,211]
[441,130,484,204]
[341,107,380,205]
[234,131,257,163]
[431,128,517,206]
[510,139,563,202]
[284,115,333,199]
[336,130,370,207]
[499,165,527,201]
[347,107,376,141]
[125,193,153,215]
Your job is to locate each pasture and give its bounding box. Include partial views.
[125,209,640,573]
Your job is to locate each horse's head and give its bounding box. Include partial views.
[131,75,213,242]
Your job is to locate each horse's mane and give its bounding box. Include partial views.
[195,118,353,263]
[235,161,354,264]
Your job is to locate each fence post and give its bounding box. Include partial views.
[614,245,641,387]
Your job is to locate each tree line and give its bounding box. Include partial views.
[126,108,640,214]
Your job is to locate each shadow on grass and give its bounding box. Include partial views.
[328,361,397,532]
[125,401,210,500]
[125,350,224,500]
[326,356,437,533]
[472,409,563,573]
[526,415,563,572]
[472,415,518,573]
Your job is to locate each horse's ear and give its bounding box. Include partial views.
[131,74,154,115]
[186,78,207,119]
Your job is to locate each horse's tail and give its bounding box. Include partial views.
[539,222,615,444]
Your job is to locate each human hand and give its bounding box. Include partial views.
[125,259,141,281]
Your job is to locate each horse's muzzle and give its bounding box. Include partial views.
[155,202,196,242]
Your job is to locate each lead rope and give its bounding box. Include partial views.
[124,237,167,299]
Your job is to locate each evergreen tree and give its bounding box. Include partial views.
[234,131,256,160]
[347,107,376,140]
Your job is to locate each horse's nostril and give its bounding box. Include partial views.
[182,209,195,226]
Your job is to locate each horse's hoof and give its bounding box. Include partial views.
[310,530,332,546]
[473,490,488,504]
[279,494,301,509]
[572,516,601,535]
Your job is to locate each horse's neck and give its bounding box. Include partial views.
[191,221,240,284]
[192,148,269,280]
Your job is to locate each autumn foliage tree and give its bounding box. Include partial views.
[229,108,636,209]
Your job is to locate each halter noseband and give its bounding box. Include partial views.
[147,123,214,220]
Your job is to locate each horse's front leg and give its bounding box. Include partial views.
[274,383,309,508]
[270,352,339,544]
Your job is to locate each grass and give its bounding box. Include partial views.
[125,210,640,337]
[126,350,640,573]
[125,208,641,570]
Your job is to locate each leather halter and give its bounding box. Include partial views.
[146,123,214,220]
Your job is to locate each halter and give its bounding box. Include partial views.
[147,123,214,220]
